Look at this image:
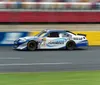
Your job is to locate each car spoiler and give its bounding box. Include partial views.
[77,33,86,37]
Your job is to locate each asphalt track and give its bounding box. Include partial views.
[0,46,100,72]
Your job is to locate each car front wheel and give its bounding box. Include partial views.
[27,40,37,51]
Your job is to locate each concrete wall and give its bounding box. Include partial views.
[0,24,100,31]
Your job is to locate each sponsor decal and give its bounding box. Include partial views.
[40,38,46,47]
[48,41,64,44]
[41,42,46,47]
[46,38,67,47]
[43,38,46,41]
[73,37,83,40]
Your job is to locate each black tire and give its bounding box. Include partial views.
[66,41,76,50]
[27,40,37,51]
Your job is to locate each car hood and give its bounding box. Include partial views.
[24,36,37,39]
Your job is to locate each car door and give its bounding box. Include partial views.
[43,31,67,49]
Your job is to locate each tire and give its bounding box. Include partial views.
[66,41,76,50]
[27,40,37,51]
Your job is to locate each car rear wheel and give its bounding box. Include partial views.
[66,41,76,50]
[27,41,37,51]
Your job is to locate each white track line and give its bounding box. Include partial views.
[0,62,72,66]
[0,57,22,60]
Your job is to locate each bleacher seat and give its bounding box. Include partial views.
[0,0,99,10]
[0,0,98,2]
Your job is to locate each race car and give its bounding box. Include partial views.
[13,29,88,51]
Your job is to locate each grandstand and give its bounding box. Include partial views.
[0,0,99,23]
[0,1,99,10]
[0,0,99,2]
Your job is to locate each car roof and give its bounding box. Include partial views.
[45,29,69,32]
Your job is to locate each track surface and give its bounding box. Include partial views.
[0,46,100,72]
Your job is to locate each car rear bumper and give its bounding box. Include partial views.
[76,40,88,48]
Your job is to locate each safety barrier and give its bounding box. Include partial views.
[0,2,100,23]
[0,32,28,46]
[1,12,100,22]
[29,31,100,46]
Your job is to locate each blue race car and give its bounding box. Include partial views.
[14,29,88,51]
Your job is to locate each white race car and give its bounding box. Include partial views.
[14,29,88,51]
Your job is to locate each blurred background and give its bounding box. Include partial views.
[0,0,99,31]
[0,1,100,44]
[0,1,100,84]
[0,1,99,85]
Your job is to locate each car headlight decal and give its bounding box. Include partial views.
[19,38,26,43]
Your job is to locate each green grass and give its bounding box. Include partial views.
[0,71,100,85]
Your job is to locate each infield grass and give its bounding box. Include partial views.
[0,71,100,85]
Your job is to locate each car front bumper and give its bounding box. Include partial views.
[13,40,27,50]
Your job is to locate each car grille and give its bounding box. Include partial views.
[14,41,19,48]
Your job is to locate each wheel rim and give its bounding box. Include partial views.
[67,42,75,50]
[29,43,35,48]
[28,41,36,51]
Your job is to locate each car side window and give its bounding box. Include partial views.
[47,32,59,37]
[59,32,68,37]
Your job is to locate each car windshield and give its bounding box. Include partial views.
[36,31,47,37]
